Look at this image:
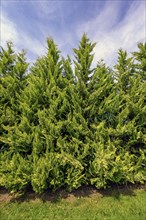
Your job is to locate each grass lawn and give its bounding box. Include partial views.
[0,185,146,220]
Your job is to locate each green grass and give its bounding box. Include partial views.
[0,186,146,220]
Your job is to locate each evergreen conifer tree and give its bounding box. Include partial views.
[132,42,146,81]
[68,34,97,183]
[0,42,28,150]
[87,61,117,188]
[0,42,30,192]
[113,48,146,153]
[72,34,115,186]
[2,38,84,193]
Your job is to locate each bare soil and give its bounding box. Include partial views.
[0,183,146,204]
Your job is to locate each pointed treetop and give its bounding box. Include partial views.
[73,33,96,84]
[46,37,61,64]
[114,49,133,75]
[132,43,146,77]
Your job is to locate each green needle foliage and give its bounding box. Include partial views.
[0,36,146,194]
[0,42,28,150]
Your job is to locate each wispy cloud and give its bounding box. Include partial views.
[31,1,77,56]
[1,12,19,44]
[1,11,46,63]
[77,1,145,66]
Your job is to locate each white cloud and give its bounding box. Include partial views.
[1,12,19,45]
[1,12,46,63]
[77,1,145,67]
[77,1,120,36]
[0,10,71,62]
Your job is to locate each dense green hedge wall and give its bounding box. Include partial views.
[0,34,146,193]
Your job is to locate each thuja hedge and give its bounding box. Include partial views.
[0,34,146,193]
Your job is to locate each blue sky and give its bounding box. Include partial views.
[1,0,146,66]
